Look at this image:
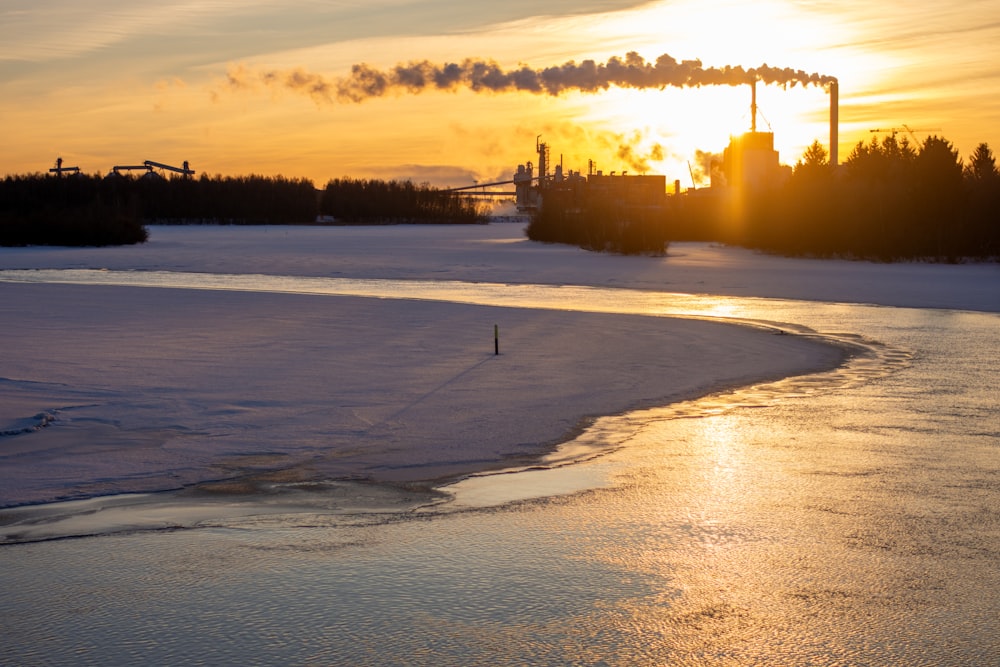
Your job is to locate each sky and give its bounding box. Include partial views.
[3,0,999,187]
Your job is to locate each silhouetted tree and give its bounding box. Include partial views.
[909,136,964,258]
[527,182,668,255]
[752,141,839,255]
[964,143,999,185]
[319,178,484,223]
[0,173,147,246]
[837,135,922,258]
[797,140,829,171]
[715,133,995,261]
[963,143,1000,256]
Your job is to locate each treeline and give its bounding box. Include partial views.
[526,186,669,255]
[319,178,484,224]
[0,172,318,246]
[529,136,999,262]
[0,173,149,246]
[734,136,999,261]
[0,172,484,246]
[137,174,318,225]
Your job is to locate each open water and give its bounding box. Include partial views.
[1,272,998,665]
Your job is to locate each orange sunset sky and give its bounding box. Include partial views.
[3,0,999,188]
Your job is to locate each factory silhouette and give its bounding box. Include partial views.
[50,158,195,180]
[5,52,998,259]
[499,78,838,212]
[439,74,840,254]
[227,51,842,210]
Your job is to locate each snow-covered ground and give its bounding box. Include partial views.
[1,224,996,507]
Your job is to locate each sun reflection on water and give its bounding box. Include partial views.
[3,268,997,664]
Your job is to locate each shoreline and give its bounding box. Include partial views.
[3,224,997,312]
[0,280,845,509]
[0,323,852,545]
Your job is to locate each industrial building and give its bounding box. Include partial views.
[722,79,838,190]
[45,158,195,179]
[721,81,785,190]
[512,78,839,210]
[513,138,666,213]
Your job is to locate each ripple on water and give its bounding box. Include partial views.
[1,269,998,665]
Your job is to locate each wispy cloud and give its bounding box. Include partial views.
[0,0,655,64]
[0,0,279,62]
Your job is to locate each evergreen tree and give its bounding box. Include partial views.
[912,136,964,258]
[963,143,1000,256]
[964,143,999,185]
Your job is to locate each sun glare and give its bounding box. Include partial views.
[537,0,888,179]
[558,82,837,186]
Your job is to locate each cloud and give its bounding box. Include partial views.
[0,1,275,62]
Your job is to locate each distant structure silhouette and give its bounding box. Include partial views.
[49,157,80,176]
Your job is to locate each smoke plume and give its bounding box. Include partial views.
[222,51,837,105]
[613,130,667,174]
[691,149,724,187]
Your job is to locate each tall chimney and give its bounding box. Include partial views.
[750,79,757,133]
[829,81,839,167]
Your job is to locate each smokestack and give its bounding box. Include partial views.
[750,79,757,133]
[829,80,839,167]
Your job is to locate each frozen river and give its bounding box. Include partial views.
[1,269,998,665]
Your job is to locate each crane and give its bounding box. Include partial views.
[144,160,195,177]
[111,164,153,176]
[869,125,942,144]
[49,157,80,175]
[108,160,195,178]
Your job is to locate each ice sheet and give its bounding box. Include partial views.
[1,225,995,508]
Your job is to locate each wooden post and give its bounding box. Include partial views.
[494,324,499,356]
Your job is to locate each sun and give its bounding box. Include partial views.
[566,86,750,183]
[541,0,880,179]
